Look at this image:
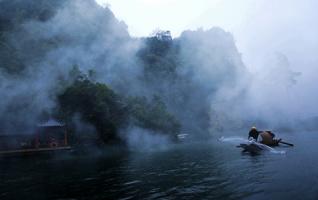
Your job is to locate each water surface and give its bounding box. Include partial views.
[1,131,317,200]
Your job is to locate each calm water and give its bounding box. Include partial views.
[1,131,318,200]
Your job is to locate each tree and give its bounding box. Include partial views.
[127,95,180,139]
[57,78,127,143]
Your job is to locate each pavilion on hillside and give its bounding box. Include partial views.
[35,118,68,148]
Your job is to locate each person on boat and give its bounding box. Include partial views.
[248,127,261,141]
[259,131,281,146]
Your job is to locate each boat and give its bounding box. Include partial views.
[237,139,293,155]
[237,138,281,155]
[260,139,281,147]
[236,142,268,155]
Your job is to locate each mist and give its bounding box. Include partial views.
[0,0,142,134]
[231,0,318,125]
[184,0,318,129]
[122,126,172,151]
[0,0,317,145]
[1,2,318,199]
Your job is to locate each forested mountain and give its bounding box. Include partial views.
[0,0,248,143]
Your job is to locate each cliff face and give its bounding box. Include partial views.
[0,0,134,133]
[0,0,248,139]
[0,0,130,74]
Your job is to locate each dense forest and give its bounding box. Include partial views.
[0,0,264,145]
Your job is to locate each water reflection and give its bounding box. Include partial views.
[1,132,318,200]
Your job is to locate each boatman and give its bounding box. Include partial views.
[259,131,281,146]
[248,126,261,141]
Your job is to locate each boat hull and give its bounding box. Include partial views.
[237,143,263,155]
[260,139,280,147]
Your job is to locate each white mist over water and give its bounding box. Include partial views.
[122,127,172,151]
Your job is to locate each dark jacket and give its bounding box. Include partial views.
[248,129,260,140]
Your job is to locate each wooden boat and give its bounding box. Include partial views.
[237,143,264,155]
[237,139,293,155]
[260,139,281,147]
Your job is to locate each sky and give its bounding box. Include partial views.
[95,0,318,65]
[95,0,318,117]
[96,0,225,37]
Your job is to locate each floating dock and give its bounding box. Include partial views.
[0,146,72,156]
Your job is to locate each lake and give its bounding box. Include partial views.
[1,131,318,200]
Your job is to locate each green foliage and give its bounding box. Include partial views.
[136,32,214,136]
[138,35,178,79]
[57,68,180,143]
[57,77,127,143]
[68,65,86,81]
[127,95,181,138]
